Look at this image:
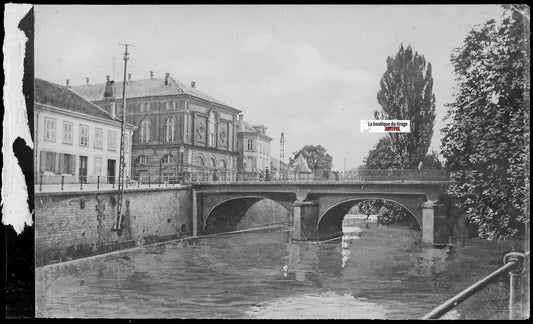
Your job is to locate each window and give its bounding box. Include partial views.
[94,128,103,148]
[165,102,170,111]
[247,139,254,151]
[210,157,216,168]
[44,117,56,141]
[40,151,75,175]
[108,130,117,151]
[62,153,75,174]
[139,119,150,143]
[45,151,55,172]
[185,114,190,141]
[220,159,227,169]
[164,117,175,142]
[247,157,254,171]
[208,110,216,147]
[139,103,144,112]
[62,121,73,144]
[198,156,204,166]
[135,155,149,165]
[161,154,175,164]
[80,125,89,146]
[95,157,102,175]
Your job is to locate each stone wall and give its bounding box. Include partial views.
[35,187,192,267]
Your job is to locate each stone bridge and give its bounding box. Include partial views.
[191,180,450,244]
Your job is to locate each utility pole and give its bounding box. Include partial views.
[280,131,284,173]
[113,42,133,234]
[344,157,346,173]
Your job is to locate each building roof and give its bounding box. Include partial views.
[35,78,119,121]
[70,77,239,112]
[293,154,313,173]
[237,118,273,141]
[237,118,258,133]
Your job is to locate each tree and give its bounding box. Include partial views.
[440,6,529,239]
[289,145,333,171]
[357,199,384,220]
[420,150,443,169]
[375,44,436,169]
[363,137,402,169]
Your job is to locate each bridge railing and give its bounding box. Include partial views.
[35,169,450,192]
[230,169,450,182]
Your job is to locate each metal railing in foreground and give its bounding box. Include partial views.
[422,250,529,320]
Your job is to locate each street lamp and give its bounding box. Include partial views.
[179,144,185,184]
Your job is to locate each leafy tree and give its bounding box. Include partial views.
[289,145,333,171]
[440,6,529,239]
[354,199,384,219]
[420,150,443,169]
[363,137,402,169]
[375,44,436,169]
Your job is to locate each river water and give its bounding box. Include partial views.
[35,217,517,319]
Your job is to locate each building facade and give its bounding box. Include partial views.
[71,72,241,182]
[35,78,133,184]
[236,114,272,173]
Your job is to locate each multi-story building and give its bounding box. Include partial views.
[35,78,134,184]
[71,72,241,181]
[236,114,272,173]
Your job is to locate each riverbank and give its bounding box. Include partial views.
[428,237,526,320]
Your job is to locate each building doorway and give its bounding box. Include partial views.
[79,155,88,183]
[107,159,116,184]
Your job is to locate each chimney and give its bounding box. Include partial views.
[109,102,116,119]
[66,79,70,88]
[238,114,244,121]
[165,73,170,85]
[104,76,115,98]
[128,73,132,81]
[191,81,196,88]
[86,77,90,85]
[150,71,154,79]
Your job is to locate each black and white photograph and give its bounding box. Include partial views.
[3,4,530,320]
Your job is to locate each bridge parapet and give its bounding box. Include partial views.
[190,169,449,183]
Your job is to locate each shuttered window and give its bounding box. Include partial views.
[94,128,103,148]
[108,130,117,151]
[44,151,55,172]
[61,153,75,174]
[40,151,75,174]
[62,121,73,144]
[44,117,56,141]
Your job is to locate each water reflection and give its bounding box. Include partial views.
[36,215,514,319]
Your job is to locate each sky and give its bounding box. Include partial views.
[34,5,504,171]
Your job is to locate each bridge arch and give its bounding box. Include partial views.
[317,197,422,238]
[204,196,293,234]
